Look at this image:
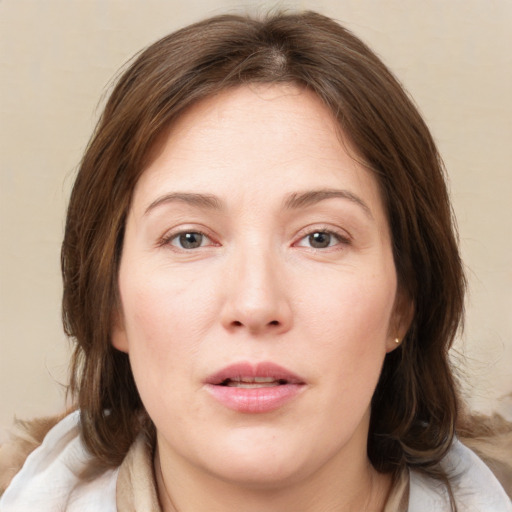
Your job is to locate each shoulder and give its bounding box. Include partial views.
[446,440,511,510]
[0,412,118,511]
[459,412,512,500]
[409,439,512,512]
[0,414,62,494]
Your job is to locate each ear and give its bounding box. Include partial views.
[386,290,414,353]
[111,307,129,353]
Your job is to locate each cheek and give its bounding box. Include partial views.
[122,265,217,340]
[296,268,396,391]
[118,269,219,394]
[299,267,396,342]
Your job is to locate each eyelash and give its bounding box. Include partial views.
[293,226,351,250]
[158,229,216,250]
[159,226,351,251]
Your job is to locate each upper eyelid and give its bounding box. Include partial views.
[294,231,347,247]
[294,224,352,242]
[166,228,209,239]
[161,224,214,239]
[158,227,216,248]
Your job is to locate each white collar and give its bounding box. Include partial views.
[0,411,118,512]
[409,438,512,511]
[2,412,510,511]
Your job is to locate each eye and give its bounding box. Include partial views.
[296,230,345,249]
[169,231,211,249]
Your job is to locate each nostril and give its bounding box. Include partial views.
[227,318,284,330]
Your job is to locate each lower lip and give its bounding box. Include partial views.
[205,384,303,413]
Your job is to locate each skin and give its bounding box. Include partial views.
[112,85,410,511]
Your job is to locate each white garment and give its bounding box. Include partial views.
[1,411,511,511]
[410,439,512,511]
[0,412,118,512]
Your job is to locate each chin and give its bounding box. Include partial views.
[211,457,308,490]
[196,430,320,489]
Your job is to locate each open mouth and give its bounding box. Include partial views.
[206,361,305,388]
[205,362,305,413]
[220,377,290,388]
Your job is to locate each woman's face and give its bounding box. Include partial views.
[113,85,404,488]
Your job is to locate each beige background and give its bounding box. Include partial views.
[1,0,511,440]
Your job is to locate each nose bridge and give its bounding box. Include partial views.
[221,237,291,334]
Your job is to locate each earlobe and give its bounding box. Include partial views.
[111,308,129,353]
[386,293,414,353]
[385,336,401,354]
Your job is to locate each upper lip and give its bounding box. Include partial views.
[205,361,305,385]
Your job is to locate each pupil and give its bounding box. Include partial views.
[309,232,330,248]
[180,232,202,249]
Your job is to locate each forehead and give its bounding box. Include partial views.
[132,84,385,220]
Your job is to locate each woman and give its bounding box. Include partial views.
[1,11,510,512]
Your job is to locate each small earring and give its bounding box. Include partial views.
[394,337,401,345]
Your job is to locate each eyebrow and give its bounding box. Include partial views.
[144,188,372,218]
[284,189,373,218]
[144,192,224,215]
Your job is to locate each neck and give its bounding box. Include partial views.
[154,443,391,512]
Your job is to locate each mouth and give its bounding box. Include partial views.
[205,361,305,387]
[219,377,290,388]
[204,362,305,413]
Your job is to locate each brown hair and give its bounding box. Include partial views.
[62,10,465,489]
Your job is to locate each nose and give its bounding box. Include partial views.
[220,247,293,336]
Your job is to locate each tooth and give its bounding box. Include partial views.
[226,381,280,388]
[230,377,277,384]
[251,377,276,383]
